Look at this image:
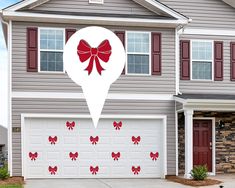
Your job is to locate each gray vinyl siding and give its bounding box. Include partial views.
[12,21,176,94]
[30,0,156,16]
[160,0,235,30]
[180,34,235,94]
[12,98,176,176]
[176,102,183,111]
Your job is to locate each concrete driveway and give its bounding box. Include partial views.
[25,179,190,188]
[25,175,234,188]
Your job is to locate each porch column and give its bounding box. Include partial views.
[184,109,194,179]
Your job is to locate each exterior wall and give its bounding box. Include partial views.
[178,111,235,174]
[0,125,8,154]
[12,21,176,94]
[160,0,235,30]
[179,34,235,95]
[29,0,156,16]
[178,113,185,174]
[11,98,176,176]
[176,102,183,111]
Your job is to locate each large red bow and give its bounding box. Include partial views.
[90,136,99,145]
[113,121,122,130]
[48,166,57,175]
[90,166,99,175]
[77,39,112,75]
[69,152,78,161]
[150,152,159,161]
[29,152,38,161]
[48,136,57,145]
[111,152,121,161]
[132,166,141,175]
[132,136,141,145]
[66,121,75,130]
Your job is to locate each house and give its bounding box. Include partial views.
[0,125,8,157]
[1,0,235,180]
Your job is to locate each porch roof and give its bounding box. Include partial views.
[174,93,235,111]
[175,93,235,100]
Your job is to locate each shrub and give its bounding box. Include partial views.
[0,165,10,180]
[190,165,208,180]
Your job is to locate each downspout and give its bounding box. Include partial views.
[0,12,12,177]
[175,18,192,176]
[175,18,192,95]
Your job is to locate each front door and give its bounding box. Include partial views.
[193,120,212,172]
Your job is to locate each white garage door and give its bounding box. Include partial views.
[23,117,166,179]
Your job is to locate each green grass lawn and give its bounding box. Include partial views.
[0,185,23,188]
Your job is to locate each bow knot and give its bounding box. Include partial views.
[77,39,112,75]
[91,48,98,55]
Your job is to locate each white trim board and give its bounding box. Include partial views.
[12,92,174,101]
[2,11,188,27]
[179,28,235,37]
[8,20,12,176]
[21,113,167,179]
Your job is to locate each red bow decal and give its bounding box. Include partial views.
[69,152,78,161]
[48,136,57,145]
[113,121,122,130]
[111,152,121,161]
[66,121,75,130]
[29,152,38,161]
[150,152,159,161]
[90,166,99,175]
[132,136,141,145]
[77,39,112,75]
[48,166,57,175]
[90,136,99,145]
[132,166,141,175]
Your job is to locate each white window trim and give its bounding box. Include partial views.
[125,31,151,76]
[190,40,214,81]
[89,0,104,4]
[38,27,66,73]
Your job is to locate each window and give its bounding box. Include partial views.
[39,28,64,72]
[192,41,213,80]
[89,0,104,4]
[126,32,150,75]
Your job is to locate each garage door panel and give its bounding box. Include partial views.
[63,135,79,145]
[28,135,43,145]
[24,117,165,178]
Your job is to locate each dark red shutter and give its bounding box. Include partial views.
[151,33,161,75]
[115,31,125,75]
[180,40,190,80]
[231,42,235,81]
[214,41,223,81]
[66,29,77,42]
[27,27,38,72]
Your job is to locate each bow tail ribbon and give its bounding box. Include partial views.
[85,56,104,75]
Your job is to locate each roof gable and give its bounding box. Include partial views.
[4,0,188,20]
